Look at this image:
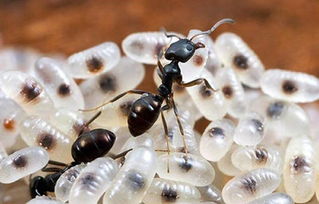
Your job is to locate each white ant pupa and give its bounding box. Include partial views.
[217,144,241,177]
[0,146,49,184]
[215,32,265,88]
[261,69,319,103]
[67,42,121,78]
[26,196,63,204]
[248,192,294,204]
[34,57,85,111]
[197,183,223,203]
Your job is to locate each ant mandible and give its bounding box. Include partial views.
[82,18,235,154]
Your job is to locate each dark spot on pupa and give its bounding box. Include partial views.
[178,155,192,172]
[86,57,104,73]
[199,85,213,98]
[209,127,225,138]
[291,156,310,173]
[251,119,264,134]
[222,85,233,98]
[57,83,71,97]
[120,100,133,117]
[267,101,285,119]
[193,55,204,66]
[255,147,268,164]
[126,171,145,191]
[37,133,56,150]
[282,80,298,94]
[80,173,96,186]
[131,41,144,53]
[13,155,27,168]
[233,54,249,70]
[3,118,15,131]
[20,80,42,102]
[161,186,178,202]
[98,74,117,93]
[241,177,257,194]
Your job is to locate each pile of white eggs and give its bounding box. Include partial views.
[0,26,318,204]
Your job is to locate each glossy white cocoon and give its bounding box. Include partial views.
[248,192,294,204]
[20,115,73,163]
[0,147,49,183]
[108,127,131,155]
[143,178,201,204]
[197,184,223,203]
[283,136,316,203]
[80,57,145,108]
[215,32,264,88]
[222,168,281,204]
[55,163,86,202]
[122,32,183,64]
[180,30,209,82]
[103,146,157,204]
[0,71,55,117]
[217,144,241,177]
[34,57,84,110]
[0,98,26,148]
[215,67,246,118]
[67,42,120,78]
[157,152,215,187]
[0,142,7,162]
[26,196,63,204]
[233,112,265,146]
[120,133,153,153]
[200,119,235,162]
[203,34,222,77]
[261,69,319,103]
[231,145,282,173]
[69,157,119,204]
[186,70,227,121]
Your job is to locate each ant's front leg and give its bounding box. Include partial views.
[157,50,165,80]
[177,78,218,92]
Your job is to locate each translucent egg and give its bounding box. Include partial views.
[261,69,319,103]
[0,71,55,117]
[80,56,145,108]
[157,152,215,186]
[142,178,201,204]
[34,57,84,110]
[248,192,294,204]
[0,98,26,148]
[103,146,157,204]
[69,157,119,204]
[0,147,49,183]
[55,163,86,202]
[233,112,265,146]
[231,145,282,173]
[215,67,246,118]
[20,116,73,163]
[26,196,63,204]
[283,136,316,203]
[215,32,264,88]
[200,118,235,162]
[67,42,120,78]
[217,144,241,176]
[197,184,223,204]
[122,32,183,64]
[222,168,281,204]
[186,70,227,121]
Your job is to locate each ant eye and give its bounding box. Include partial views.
[186,44,193,51]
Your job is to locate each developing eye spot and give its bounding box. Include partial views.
[12,155,27,168]
[209,127,225,138]
[233,54,249,70]
[3,118,15,131]
[222,85,233,98]
[241,177,257,194]
[98,74,117,93]
[161,186,178,202]
[57,83,71,96]
[20,80,42,102]
[86,57,104,73]
[37,133,56,150]
[282,80,298,94]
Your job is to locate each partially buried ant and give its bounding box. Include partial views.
[29,111,130,198]
[82,18,234,155]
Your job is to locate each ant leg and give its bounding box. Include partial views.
[177,78,218,92]
[161,105,171,173]
[79,90,149,112]
[170,97,189,155]
[157,51,165,78]
[47,160,68,167]
[111,148,133,160]
[41,167,63,173]
[78,111,102,136]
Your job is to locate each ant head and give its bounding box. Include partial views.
[164,39,201,63]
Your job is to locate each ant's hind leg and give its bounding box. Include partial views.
[161,105,171,173]
[177,78,218,92]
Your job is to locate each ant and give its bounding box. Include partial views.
[29,111,130,198]
[82,18,234,156]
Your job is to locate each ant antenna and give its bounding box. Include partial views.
[190,18,235,41]
[161,27,182,39]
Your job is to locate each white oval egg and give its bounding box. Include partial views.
[122,32,183,64]
[215,32,264,88]
[142,178,201,204]
[157,152,215,187]
[0,71,56,117]
[222,168,281,204]
[69,157,119,204]
[247,192,294,204]
[67,42,120,78]
[231,145,282,173]
[197,184,223,203]
[103,146,157,204]
[261,69,319,103]
[233,112,265,146]
[217,144,241,177]
[0,147,49,184]
[20,115,73,163]
[283,136,316,203]
[200,118,235,162]
[34,57,84,110]
[26,196,63,204]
